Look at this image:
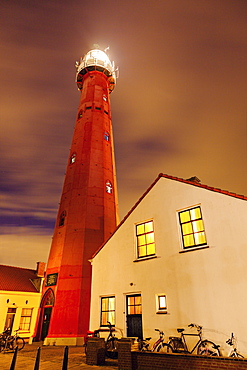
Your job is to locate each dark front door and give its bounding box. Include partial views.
[41,307,52,340]
[126,294,143,339]
[4,308,16,332]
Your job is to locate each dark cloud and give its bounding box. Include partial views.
[1,0,246,268]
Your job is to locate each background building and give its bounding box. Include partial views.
[0,263,45,342]
[89,173,247,356]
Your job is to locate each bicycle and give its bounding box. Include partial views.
[0,328,25,352]
[105,321,119,359]
[139,329,173,353]
[168,323,220,356]
[226,333,244,358]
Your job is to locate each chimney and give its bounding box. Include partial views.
[36,262,46,277]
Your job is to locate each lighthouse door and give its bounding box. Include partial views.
[126,294,143,339]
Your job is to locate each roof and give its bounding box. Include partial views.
[0,264,41,293]
[92,173,247,258]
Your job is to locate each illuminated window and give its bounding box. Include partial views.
[179,206,207,249]
[77,110,83,119]
[103,94,108,102]
[101,296,115,326]
[19,308,33,331]
[127,294,142,315]
[156,295,167,313]
[104,132,110,141]
[136,220,155,258]
[70,153,76,164]
[59,211,66,227]
[106,181,112,194]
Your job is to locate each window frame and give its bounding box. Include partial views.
[178,205,207,250]
[156,294,167,314]
[135,220,156,259]
[100,296,115,327]
[19,308,33,332]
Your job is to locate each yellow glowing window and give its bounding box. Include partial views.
[179,206,207,249]
[127,294,142,315]
[19,308,33,331]
[101,296,115,326]
[136,220,155,258]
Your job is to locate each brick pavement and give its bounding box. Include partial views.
[0,342,118,370]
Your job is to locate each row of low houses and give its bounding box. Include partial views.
[0,262,45,341]
[1,174,247,356]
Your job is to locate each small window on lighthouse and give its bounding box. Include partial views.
[70,153,76,164]
[106,181,112,194]
[103,94,108,102]
[78,110,83,119]
[104,132,110,141]
[59,211,66,227]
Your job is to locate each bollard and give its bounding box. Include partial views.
[33,347,41,370]
[9,346,18,370]
[62,346,69,370]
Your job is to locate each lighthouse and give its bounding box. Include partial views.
[35,48,119,345]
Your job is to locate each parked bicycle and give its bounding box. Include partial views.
[168,323,220,356]
[0,328,25,352]
[226,333,244,358]
[139,329,173,353]
[105,321,119,359]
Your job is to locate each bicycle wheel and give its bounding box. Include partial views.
[12,337,25,351]
[230,352,244,358]
[105,337,118,359]
[156,343,173,353]
[197,340,220,356]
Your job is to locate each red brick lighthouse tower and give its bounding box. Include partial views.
[36,48,119,345]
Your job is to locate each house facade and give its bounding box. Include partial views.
[0,262,45,341]
[89,174,247,356]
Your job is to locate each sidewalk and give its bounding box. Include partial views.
[0,342,118,370]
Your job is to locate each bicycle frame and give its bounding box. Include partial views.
[180,331,202,353]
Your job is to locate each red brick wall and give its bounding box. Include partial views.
[117,339,247,370]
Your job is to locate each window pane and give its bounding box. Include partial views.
[135,296,142,305]
[145,221,153,233]
[147,243,155,255]
[136,224,144,235]
[180,211,190,223]
[109,298,115,310]
[194,231,207,245]
[192,220,204,233]
[182,223,193,235]
[158,296,167,309]
[137,235,146,246]
[190,207,201,220]
[183,234,195,247]
[101,298,108,311]
[135,305,142,314]
[101,312,108,325]
[138,246,146,257]
[146,232,154,244]
[108,311,115,325]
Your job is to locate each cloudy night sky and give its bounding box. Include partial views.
[1,0,246,268]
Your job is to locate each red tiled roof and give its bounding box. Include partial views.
[92,173,247,258]
[0,265,41,293]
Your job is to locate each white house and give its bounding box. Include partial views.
[89,173,247,356]
[0,262,45,341]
